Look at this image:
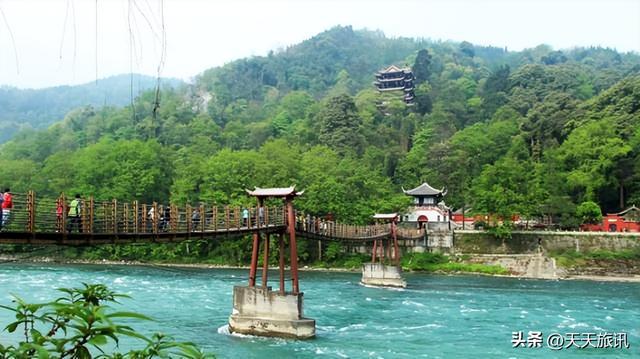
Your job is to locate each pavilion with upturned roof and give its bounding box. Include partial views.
[402,182,450,225]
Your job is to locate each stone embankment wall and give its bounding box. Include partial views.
[452,230,640,254]
[345,230,639,255]
[452,231,639,278]
[465,254,563,279]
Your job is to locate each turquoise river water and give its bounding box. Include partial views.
[0,263,638,358]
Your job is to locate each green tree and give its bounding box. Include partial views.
[576,201,603,224]
[414,82,433,115]
[459,41,475,58]
[72,139,173,202]
[554,119,632,201]
[317,94,364,154]
[413,49,432,85]
[481,65,510,118]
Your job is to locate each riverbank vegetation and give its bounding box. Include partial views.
[550,248,640,269]
[401,252,509,275]
[0,241,508,275]
[0,283,212,358]
[1,26,639,228]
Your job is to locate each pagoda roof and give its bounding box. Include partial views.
[377,65,411,74]
[402,182,446,196]
[246,186,303,198]
[616,205,639,216]
[373,213,398,220]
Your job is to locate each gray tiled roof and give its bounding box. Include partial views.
[245,186,303,197]
[402,182,444,196]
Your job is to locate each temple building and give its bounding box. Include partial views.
[581,205,640,232]
[374,65,415,105]
[401,182,450,227]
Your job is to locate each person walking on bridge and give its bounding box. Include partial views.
[147,206,156,231]
[242,208,249,227]
[160,205,171,232]
[55,197,64,232]
[0,189,4,230]
[67,194,82,233]
[1,188,12,229]
[191,207,201,231]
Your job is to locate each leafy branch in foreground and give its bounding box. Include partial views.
[0,283,213,358]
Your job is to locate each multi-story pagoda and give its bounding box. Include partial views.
[374,65,415,105]
[402,182,450,227]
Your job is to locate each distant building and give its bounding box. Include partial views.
[451,209,521,228]
[451,207,476,227]
[581,205,640,232]
[374,65,415,105]
[401,182,450,228]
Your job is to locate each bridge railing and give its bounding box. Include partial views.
[295,216,391,239]
[2,192,393,241]
[0,192,286,236]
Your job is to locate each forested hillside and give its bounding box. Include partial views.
[1,26,638,226]
[0,74,183,143]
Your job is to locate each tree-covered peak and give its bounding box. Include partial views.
[1,28,640,225]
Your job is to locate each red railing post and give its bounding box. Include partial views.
[287,197,299,294]
[249,232,260,287]
[262,232,270,287]
[279,232,285,294]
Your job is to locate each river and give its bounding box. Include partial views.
[0,263,638,358]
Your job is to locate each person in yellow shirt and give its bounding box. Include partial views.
[67,194,82,233]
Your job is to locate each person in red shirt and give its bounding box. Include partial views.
[2,188,13,228]
[56,196,64,232]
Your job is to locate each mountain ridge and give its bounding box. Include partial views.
[0,74,184,143]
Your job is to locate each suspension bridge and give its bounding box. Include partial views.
[0,191,425,246]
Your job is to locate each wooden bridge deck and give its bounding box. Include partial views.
[0,225,287,246]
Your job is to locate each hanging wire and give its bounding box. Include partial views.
[132,0,161,43]
[0,3,19,74]
[58,0,70,60]
[71,0,77,78]
[152,0,166,123]
[57,0,77,78]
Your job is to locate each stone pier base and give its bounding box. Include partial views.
[361,263,407,288]
[228,286,315,339]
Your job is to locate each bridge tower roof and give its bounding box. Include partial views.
[373,213,398,221]
[245,186,304,198]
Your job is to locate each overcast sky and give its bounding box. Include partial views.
[0,0,638,89]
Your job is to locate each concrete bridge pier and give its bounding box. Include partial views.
[361,214,407,288]
[361,263,407,288]
[229,285,315,339]
[228,187,315,339]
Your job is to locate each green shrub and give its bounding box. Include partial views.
[324,242,343,262]
[337,254,368,269]
[0,283,213,358]
[576,201,602,224]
